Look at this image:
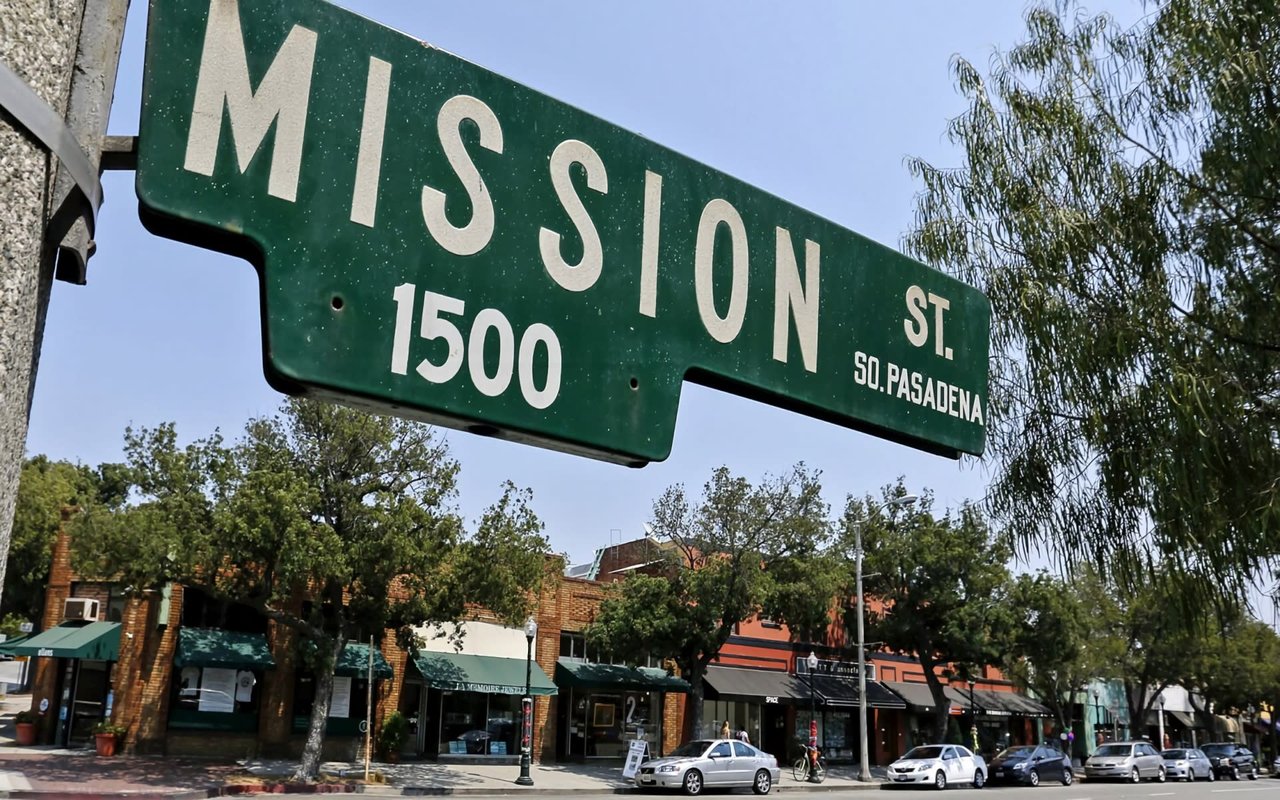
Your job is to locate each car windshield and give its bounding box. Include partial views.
[1201,744,1232,756]
[996,746,1036,759]
[1094,744,1132,757]
[671,741,713,758]
[1163,749,1187,759]
[903,746,945,760]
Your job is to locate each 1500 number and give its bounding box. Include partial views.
[390,284,562,409]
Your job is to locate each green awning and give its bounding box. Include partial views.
[555,657,689,693]
[174,627,275,669]
[11,621,120,661]
[337,643,392,679]
[0,634,32,656]
[413,651,557,696]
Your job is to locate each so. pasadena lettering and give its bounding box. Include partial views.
[853,350,985,426]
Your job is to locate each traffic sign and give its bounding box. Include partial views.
[137,0,990,464]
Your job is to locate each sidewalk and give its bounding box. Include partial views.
[0,696,883,797]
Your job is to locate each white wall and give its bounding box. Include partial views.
[411,620,533,660]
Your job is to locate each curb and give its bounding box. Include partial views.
[2,782,888,798]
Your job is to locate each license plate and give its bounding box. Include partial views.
[640,778,653,784]
[995,771,1003,777]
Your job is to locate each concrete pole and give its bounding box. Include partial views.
[0,0,90,612]
[0,0,127,614]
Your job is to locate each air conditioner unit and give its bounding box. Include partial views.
[865,664,877,681]
[63,598,99,622]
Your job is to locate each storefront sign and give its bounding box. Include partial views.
[38,648,53,658]
[764,696,779,704]
[198,667,236,712]
[329,675,352,718]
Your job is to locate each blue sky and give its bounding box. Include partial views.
[26,1,1141,568]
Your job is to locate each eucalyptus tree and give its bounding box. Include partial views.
[585,464,836,738]
[906,0,1280,597]
[72,399,549,780]
[841,486,1013,741]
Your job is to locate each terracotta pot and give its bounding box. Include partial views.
[14,722,36,746]
[94,733,118,757]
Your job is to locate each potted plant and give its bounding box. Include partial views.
[13,710,37,746]
[376,711,408,763]
[92,721,127,756]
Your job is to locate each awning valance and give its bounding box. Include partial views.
[1167,710,1196,728]
[886,681,952,713]
[0,634,32,656]
[174,627,275,669]
[807,675,907,709]
[703,666,810,705]
[943,686,1049,717]
[11,621,120,661]
[336,643,392,679]
[413,651,556,696]
[555,658,688,693]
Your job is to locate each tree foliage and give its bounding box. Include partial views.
[585,464,835,738]
[906,0,1280,596]
[999,569,1103,732]
[6,456,126,621]
[71,399,549,779]
[843,486,1012,742]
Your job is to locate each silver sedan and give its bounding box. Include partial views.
[1162,748,1215,781]
[635,738,779,796]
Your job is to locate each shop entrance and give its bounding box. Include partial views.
[762,703,787,763]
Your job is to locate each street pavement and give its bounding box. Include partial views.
[0,694,882,797]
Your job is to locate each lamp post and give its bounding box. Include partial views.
[1157,695,1165,749]
[1092,689,1102,749]
[856,494,916,782]
[968,679,978,753]
[807,651,820,783]
[516,616,537,787]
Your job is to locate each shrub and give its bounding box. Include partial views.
[376,711,409,759]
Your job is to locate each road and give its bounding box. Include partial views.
[525,777,1278,799]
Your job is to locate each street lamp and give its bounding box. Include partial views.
[1092,689,1102,748]
[516,616,537,787]
[968,679,978,753]
[1157,695,1165,749]
[856,493,916,782]
[807,651,820,783]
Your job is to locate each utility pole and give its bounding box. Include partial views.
[0,0,127,610]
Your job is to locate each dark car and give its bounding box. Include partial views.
[1200,742,1259,780]
[989,744,1073,786]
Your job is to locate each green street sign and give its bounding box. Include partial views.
[137,0,990,466]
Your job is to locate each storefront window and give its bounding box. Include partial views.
[439,692,522,756]
[704,700,763,744]
[170,666,263,731]
[291,674,371,735]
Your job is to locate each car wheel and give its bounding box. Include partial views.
[1130,767,1141,783]
[1232,765,1241,780]
[753,769,772,795]
[1029,769,1040,787]
[1207,767,1216,782]
[1248,767,1258,781]
[682,769,703,796]
[1061,767,1073,786]
[1157,766,1166,783]
[973,769,985,789]
[935,770,947,790]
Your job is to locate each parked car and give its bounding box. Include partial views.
[1084,740,1166,782]
[887,744,987,789]
[1200,742,1259,780]
[989,744,1073,786]
[1161,748,1214,781]
[1272,753,1279,776]
[633,738,779,796]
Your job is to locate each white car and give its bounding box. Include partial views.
[889,744,987,789]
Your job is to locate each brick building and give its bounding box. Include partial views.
[15,524,1047,765]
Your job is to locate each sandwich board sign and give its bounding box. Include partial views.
[136,0,990,466]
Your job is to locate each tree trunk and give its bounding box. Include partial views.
[921,668,950,743]
[293,638,343,781]
[685,671,704,742]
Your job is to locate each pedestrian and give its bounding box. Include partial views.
[720,720,731,739]
[737,728,750,745]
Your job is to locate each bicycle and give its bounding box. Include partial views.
[791,747,826,783]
